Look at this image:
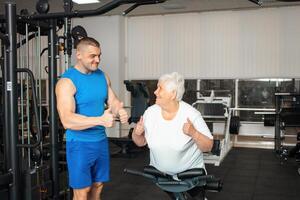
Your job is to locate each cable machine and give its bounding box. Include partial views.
[0,1,166,199]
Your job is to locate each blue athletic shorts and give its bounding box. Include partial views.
[66,138,110,189]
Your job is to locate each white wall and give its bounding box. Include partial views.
[126,6,300,80]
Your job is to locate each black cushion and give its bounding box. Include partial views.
[143,166,169,178]
[177,168,206,180]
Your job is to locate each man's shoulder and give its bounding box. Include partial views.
[56,77,74,88]
[91,68,103,75]
[61,67,75,78]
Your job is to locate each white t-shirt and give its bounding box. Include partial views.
[143,101,213,175]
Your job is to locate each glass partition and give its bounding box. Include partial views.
[198,79,235,107]
[129,78,300,123]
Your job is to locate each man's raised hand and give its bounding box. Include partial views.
[118,102,129,124]
[102,107,114,127]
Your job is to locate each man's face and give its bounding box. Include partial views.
[77,45,101,72]
[154,81,176,107]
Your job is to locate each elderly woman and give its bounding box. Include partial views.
[132,72,213,176]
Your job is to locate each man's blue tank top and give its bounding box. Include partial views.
[61,67,108,141]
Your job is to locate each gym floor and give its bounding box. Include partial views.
[103,145,300,200]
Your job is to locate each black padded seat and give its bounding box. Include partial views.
[143,166,170,179]
[177,168,206,180]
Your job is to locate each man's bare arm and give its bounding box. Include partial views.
[56,78,113,130]
[105,74,123,113]
[104,74,128,123]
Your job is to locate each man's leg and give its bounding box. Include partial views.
[88,182,104,200]
[73,186,91,200]
[67,141,93,200]
[90,139,110,200]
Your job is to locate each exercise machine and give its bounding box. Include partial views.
[275,92,300,174]
[192,91,234,166]
[124,166,222,200]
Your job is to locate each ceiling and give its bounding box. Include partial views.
[1,0,300,17]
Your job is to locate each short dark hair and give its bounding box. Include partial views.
[76,37,100,50]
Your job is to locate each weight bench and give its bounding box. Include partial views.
[124,166,222,200]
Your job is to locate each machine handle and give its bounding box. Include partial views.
[16,68,41,148]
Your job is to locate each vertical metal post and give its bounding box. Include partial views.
[4,3,20,200]
[48,19,59,199]
[235,79,239,115]
[2,46,10,172]
[64,17,72,69]
[275,94,281,152]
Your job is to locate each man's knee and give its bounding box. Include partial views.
[92,182,104,191]
[73,187,91,200]
[89,183,104,199]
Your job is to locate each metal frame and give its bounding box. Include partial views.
[48,19,59,198]
[3,4,20,199]
[192,96,232,166]
[274,92,300,152]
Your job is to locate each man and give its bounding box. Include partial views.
[132,72,213,198]
[56,37,128,200]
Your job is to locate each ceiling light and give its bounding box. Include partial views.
[72,0,100,4]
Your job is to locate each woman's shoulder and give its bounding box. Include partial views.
[180,101,200,116]
[180,101,197,111]
[145,104,160,113]
[144,104,160,117]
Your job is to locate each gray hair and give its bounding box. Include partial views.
[159,72,185,101]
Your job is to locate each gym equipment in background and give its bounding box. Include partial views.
[192,90,234,166]
[275,92,300,175]
[0,1,166,199]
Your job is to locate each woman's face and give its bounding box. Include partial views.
[154,81,176,107]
